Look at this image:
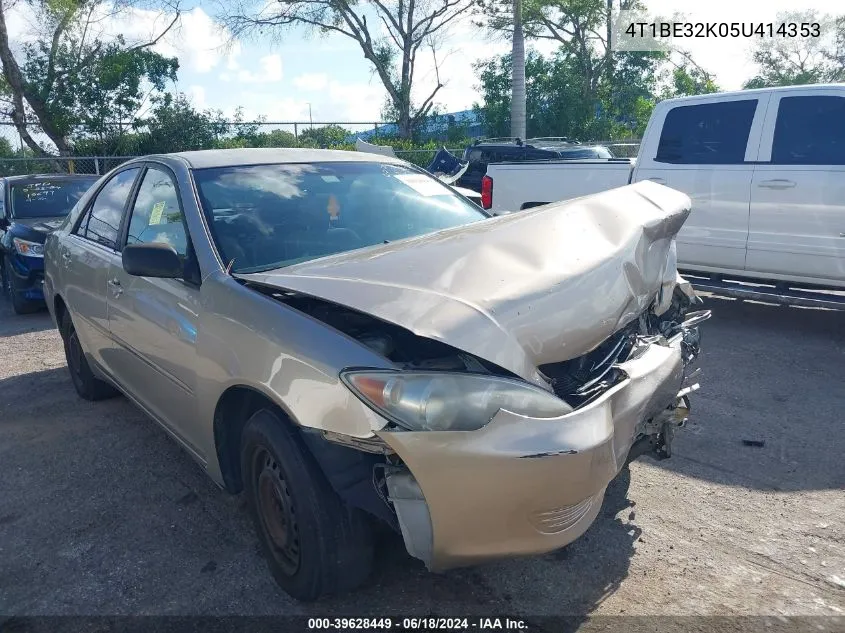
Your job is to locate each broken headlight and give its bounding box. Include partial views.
[341,370,573,432]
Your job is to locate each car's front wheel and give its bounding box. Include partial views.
[2,256,40,315]
[60,311,118,401]
[241,408,374,601]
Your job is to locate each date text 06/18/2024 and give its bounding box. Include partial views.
[306,617,529,631]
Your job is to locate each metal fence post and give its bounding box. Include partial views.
[294,123,298,140]
[95,158,100,175]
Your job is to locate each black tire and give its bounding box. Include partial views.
[60,311,118,401]
[241,408,374,601]
[2,256,40,314]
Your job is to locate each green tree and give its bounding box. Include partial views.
[222,0,475,138]
[0,134,13,157]
[662,53,718,98]
[298,124,351,147]
[257,129,299,148]
[474,0,718,140]
[743,11,845,88]
[475,47,658,140]
[136,93,229,154]
[0,0,179,157]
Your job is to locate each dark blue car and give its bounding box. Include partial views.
[0,174,99,313]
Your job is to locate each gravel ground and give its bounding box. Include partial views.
[0,291,843,621]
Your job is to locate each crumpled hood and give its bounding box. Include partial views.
[238,181,692,385]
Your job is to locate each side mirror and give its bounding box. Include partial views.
[122,243,182,278]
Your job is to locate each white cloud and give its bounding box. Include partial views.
[293,73,330,91]
[110,6,231,74]
[327,80,386,122]
[226,42,243,70]
[187,85,207,110]
[2,3,39,45]
[233,54,284,83]
[262,54,284,81]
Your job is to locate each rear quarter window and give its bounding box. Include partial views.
[771,96,845,165]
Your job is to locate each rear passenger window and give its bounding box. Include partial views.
[125,168,187,256]
[77,168,140,249]
[656,100,757,165]
[771,96,845,165]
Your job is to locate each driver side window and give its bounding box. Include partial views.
[126,168,188,257]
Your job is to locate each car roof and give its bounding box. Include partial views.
[559,145,607,151]
[468,143,608,153]
[2,173,99,183]
[152,148,407,170]
[661,83,845,106]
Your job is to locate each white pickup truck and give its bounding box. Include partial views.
[482,84,845,290]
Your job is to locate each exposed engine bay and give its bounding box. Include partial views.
[250,281,707,420]
[250,286,511,375]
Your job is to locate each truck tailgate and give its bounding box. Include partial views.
[487,159,634,212]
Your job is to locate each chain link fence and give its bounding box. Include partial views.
[0,155,134,177]
[0,141,641,177]
[0,152,458,174]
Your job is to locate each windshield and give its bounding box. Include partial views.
[10,179,97,219]
[193,161,488,273]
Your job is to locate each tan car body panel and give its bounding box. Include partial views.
[42,150,700,572]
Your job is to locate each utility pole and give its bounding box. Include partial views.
[306,102,313,129]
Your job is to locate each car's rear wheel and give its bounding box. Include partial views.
[241,408,374,601]
[2,256,40,315]
[60,311,118,401]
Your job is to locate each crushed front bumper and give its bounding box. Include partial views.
[377,334,694,571]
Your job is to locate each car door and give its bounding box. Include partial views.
[59,167,141,373]
[635,95,769,271]
[106,164,203,457]
[748,90,845,285]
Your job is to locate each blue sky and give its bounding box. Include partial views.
[5,0,843,144]
[121,0,510,134]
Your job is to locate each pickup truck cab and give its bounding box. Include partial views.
[457,138,614,192]
[484,84,845,289]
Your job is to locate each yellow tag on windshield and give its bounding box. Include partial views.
[149,201,166,225]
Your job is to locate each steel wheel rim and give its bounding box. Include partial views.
[254,447,301,575]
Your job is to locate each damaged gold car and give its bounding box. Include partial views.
[42,149,709,601]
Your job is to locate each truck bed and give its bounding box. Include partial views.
[486,158,635,212]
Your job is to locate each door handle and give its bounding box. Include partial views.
[108,278,123,297]
[758,179,796,189]
[647,177,666,184]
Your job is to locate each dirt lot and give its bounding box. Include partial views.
[0,291,843,621]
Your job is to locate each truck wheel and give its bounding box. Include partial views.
[240,408,374,601]
[60,311,118,401]
[2,256,40,314]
